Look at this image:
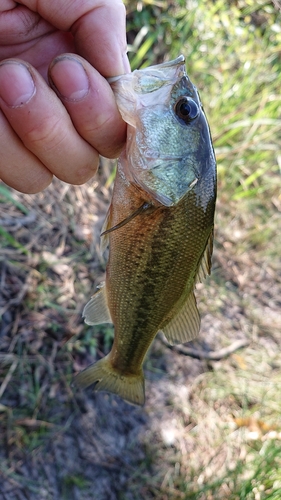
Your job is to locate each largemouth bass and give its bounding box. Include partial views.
[75,55,217,406]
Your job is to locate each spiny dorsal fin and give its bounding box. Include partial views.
[82,283,112,325]
[161,291,200,345]
[196,229,214,283]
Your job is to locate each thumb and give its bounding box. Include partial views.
[17,0,129,76]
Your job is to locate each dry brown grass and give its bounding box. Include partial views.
[1,1,281,498]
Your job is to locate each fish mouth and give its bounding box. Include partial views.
[107,55,185,84]
[148,55,185,70]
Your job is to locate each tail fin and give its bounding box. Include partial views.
[75,354,145,406]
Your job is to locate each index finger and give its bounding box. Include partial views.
[17,0,128,77]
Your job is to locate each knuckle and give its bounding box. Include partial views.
[22,114,69,153]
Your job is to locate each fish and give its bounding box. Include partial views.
[75,55,217,406]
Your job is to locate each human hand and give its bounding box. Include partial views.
[0,0,128,193]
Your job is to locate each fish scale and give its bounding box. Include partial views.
[75,56,216,405]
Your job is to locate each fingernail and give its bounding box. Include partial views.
[49,56,90,101]
[0,61,35,107]
[122,53,131,74]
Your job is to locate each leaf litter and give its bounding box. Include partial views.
[0,154,280,499]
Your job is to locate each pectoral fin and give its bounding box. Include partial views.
[100,209,112,255]
[161,291,200,345]
[83,283,112,325]
[101,202,154,237]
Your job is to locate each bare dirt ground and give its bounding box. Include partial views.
[0,158,280,499]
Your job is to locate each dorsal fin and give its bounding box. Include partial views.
[161,291,200,345]
[161,230,214,345]
[196,229,214,283]
[82,283,112,325]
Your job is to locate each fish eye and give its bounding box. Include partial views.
[174,97,199,124]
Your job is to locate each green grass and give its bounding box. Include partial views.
[0,184,29,214]
[128,0,281,199]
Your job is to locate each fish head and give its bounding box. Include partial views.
[110,55,216,208]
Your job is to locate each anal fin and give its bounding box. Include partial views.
[83,283,112,325]
[161,291,200,345]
